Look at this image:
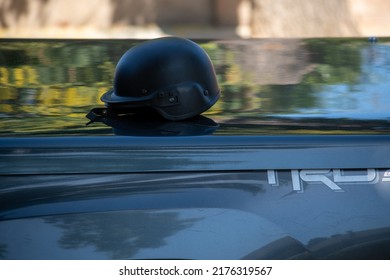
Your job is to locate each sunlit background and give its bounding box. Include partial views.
[0,0,389,39]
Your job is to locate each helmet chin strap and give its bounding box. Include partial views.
[85,107,160,125]
[85,108,113,126]
[85,107,137,125]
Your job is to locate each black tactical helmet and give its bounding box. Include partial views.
[101,37,220,121]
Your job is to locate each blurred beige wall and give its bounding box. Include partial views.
[0,0,389,38]
[238,0,390,37]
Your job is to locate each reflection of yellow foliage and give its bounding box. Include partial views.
[225,64,242,84]
[24,66,39,85]
[1,66,39,86]
[97,87,109,105]
[64,86,103,107]
[0,87,15,100]
[203,107,222,116]
[0,87,16,114]
[64,87,80,106]
[13,68,24,87]
[0,104,13,114]
[0,65,111,88]
[199,43,218,50]
[46,88,62,105]
[0,67,9,85]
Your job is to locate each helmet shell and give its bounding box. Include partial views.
[101,37,220,120]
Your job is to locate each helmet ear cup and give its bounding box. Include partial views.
[151,82,217,121]
[101,37,220,120]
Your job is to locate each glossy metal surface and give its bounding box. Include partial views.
[0,135,390,175]
[1,38,390,259]
[0,38,390,136]
[1,170,390,259]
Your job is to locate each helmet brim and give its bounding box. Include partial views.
[101,88,152,104]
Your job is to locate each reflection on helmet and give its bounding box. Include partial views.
[101,37,220,121]
[86,108,219,136]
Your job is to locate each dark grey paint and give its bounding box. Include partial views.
[1,171,390,259]
[0,135,389,175]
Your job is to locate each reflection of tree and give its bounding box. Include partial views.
[45,211,199,259]
[305,39,362,84]
[259,84,319,114]
[1,173,264,217]
[0,41,125,135]
[0,38,382,136]
[210,39,364,116]
[205,39,318,116]
[258,39,362,114]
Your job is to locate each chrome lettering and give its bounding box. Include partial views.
[267,170,278,186]
[333,169,377,183]
[267,169,380,193]
[300,169,343,192]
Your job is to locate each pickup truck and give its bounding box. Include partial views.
[0,37,389,259]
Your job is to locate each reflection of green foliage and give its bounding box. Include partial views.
[0,39,373,135]
[260,83,321,114]
[244,39,363,115]
[0,41,119,135]
[202,42,246,86]
[305,38,362,84]
[45,211,199,259]
[256,39,362,115]
[0,41,131,87]
[201,43,263,115]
